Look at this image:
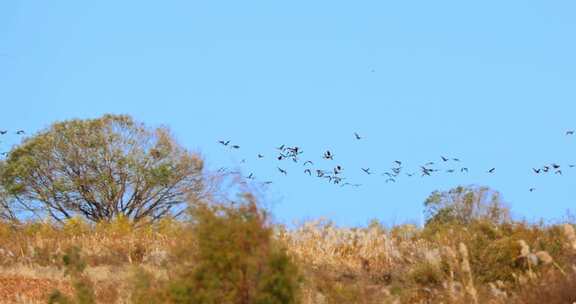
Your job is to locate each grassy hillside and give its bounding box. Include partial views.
[0,207,575,303]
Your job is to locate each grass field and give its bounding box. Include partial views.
[0,211,575,303]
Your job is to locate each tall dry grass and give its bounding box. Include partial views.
[0,216,576,303]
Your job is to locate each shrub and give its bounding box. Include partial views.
[131,193,301,304]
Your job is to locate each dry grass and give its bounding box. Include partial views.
[0,217,575,303]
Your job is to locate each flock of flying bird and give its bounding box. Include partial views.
[1,128,575,193]
[216,130,576,192]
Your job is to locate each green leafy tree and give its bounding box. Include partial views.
[424,185,510,227]
[0,114,204,223]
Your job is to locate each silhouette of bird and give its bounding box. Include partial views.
[0,130,7,135]
[488,168,496,174]
[385,178,396,183]
[446,169,455,173]
[441,156,449,162]
[257,154,264,159]
[552,163,561,170]
[533,168,541,174]
[277,145,286,151]
[218,140,230,146]
[316,170,325,177]
[331,176,344,184]
[354,132,362,140]
[277,167,287,175]
[361,168,372,175]
[529,188,536,192]
[452,158,460,162]
[334,166,342,175]
[303,161,314,166]
[262,181,273,185]
[543,166,550,173]
[16,130,24,135]
[231,145,240,149]
[461,167,469,173]
[323,150,334,160]
[246,173,255,180]
[421,167,432,176]
[304,169,312,176]
[567,130,575,135]
[394,160,402,166]
[556,170,563,175]
[570,165,576,168]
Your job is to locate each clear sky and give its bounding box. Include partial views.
[2,1,576,226]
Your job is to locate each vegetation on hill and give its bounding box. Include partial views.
[0,115,575,303]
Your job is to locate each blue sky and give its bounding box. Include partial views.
[2,1,576,226]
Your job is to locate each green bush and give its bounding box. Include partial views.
[131,193,301,304]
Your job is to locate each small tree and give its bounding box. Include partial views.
[0,114,204,223]
[161,193,301,304]
[424,185,510,227]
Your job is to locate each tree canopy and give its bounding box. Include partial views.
[0,114,204,223]
[424,185,510,227]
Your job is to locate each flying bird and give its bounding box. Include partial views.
[361,168,372,175]
[303,161,314,166]
[231,145,240,149]
[304,169,312,176]
[323,150,334,160]
[394,160,402,166]
[529,188,536,192]
[461,167,469,173]
[16,130,24,135]
[567,130,575,135]
[277,167,287,175]
[421,167,432,176]
[385,178,396,183]
[0,130,7,135]
[354,132,362,140]
[487,168,496,174]
[441,156,449,162]
[334,166,342,175]
[533,168,541,174]
[218,140,230,146]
